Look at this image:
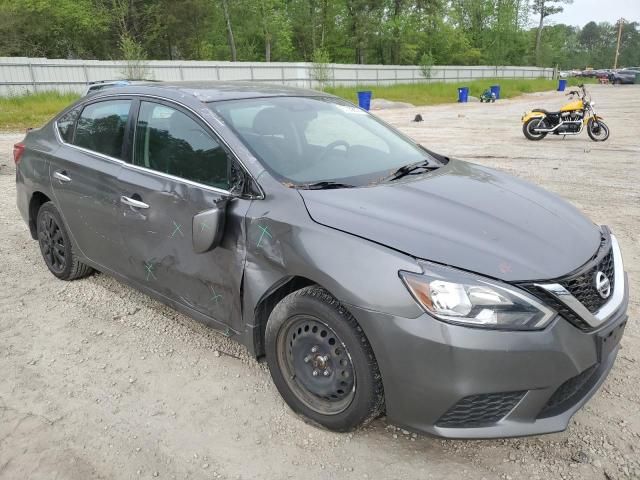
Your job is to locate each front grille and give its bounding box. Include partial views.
[561,248,614,313]
[436,391,526,428]
[538,364,600,418]
[520,235,615,332]
[530,289,593,332]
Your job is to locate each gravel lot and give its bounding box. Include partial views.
[1,84,639,480]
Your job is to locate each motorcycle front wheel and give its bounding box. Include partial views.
[523,118,547,141]
[587,118,610,142]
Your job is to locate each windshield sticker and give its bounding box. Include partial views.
[336,104,368,115]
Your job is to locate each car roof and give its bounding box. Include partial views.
[89,81,331,103]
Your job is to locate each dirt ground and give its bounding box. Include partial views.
[1,84,639,480]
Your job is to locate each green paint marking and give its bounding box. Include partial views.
[170,221,184,238]
[209,285,223,305]
[256,225,273,247]
[144,261,157,281]
[200,222,212,233]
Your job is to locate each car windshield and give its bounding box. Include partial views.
[209,96,438,187]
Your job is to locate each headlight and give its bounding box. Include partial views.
[399,261,555,330]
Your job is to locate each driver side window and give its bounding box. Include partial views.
[134,101,231,190]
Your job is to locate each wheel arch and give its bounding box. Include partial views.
[252,275,317,358]
[28,191,51,239]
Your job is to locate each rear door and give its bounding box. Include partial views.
[50,98,133,271]
[115,99,249,330]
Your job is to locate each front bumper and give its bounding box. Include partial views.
[349,274,629,439]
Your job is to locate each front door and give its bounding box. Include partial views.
[115,100,249,331]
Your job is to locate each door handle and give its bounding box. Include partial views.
[53,171,71,183]
[120,196,150,209]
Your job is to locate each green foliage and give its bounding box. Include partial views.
[310,49,332,90]
[418,52,434,79]
[0,91,79,131]
[119,33,151,80]
[0,0,636,69]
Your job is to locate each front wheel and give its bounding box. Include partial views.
[265,286,384,432]
[523,117,547,141]
[587,118,610,142]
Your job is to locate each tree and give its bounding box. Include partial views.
[532,0,572,65]
[119,33,150,79]
[0,0,629,70]
[220,0,237,61]
[254,0,293,62]
[310,48,332,89]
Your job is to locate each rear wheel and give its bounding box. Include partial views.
[36,202,94,280]
[523,117,547,141]
[587,118,609,142]
[265,286,384,432]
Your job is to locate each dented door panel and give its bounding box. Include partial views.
[115,165,249,332]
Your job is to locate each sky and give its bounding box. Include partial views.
[549,0,640,27]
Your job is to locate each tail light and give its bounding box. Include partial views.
[13,143,25,165]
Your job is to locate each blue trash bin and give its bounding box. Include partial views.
[457,87,469,103]
[557,79,567,91]
[490,84,500,100]
[357,91,372,111]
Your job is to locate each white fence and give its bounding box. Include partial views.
[0,57,554,96]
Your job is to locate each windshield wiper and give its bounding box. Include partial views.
[382,159,438,182]
[299,181,355,190]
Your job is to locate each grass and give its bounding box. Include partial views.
[0,92,80,132]
[325,77,596,106]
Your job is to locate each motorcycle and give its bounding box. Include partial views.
[521,84,609,142]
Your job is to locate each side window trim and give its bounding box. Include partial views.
[69,97,135,161]
[56,92,264,199]
[131,98,234,189]
[122,98,140,164]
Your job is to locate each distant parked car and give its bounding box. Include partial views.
[610,69,640,85]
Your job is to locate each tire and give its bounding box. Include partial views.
[36,201,94,280]
[523,117,547,141]
[265,286,384,432]
[587,118,610,142]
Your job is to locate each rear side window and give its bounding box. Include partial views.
[57,107,81,143]
[73,100,131,159]
[133,101,231,190]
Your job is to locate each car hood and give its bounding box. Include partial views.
[298,159,601,282]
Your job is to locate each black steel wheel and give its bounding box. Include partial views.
[265,286,384,432]
[36,202,94,280]
[278,315,356,415]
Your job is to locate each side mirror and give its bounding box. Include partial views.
[192,200,227,253]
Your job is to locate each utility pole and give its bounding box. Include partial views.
[613,18,625,69]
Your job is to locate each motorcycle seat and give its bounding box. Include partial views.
[532,108,560,115]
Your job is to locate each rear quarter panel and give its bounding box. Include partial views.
[16,123,59,228]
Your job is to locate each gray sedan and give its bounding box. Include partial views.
[14,82,628,438]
